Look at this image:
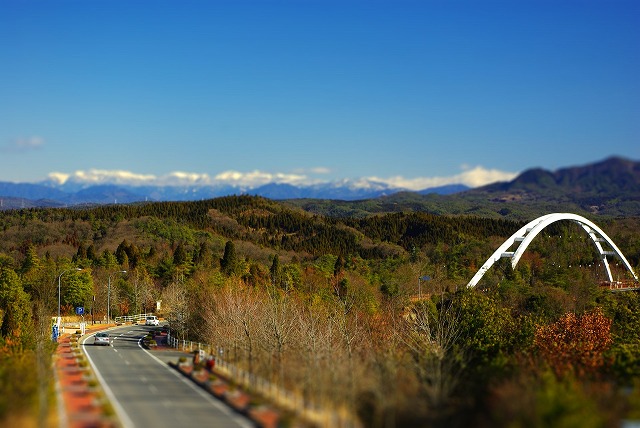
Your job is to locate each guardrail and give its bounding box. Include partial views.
[165,331,355,427]
[114,313,155,324]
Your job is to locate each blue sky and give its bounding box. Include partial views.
[1,0,638,190]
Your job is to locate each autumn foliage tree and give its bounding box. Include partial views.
[534,307,613,378]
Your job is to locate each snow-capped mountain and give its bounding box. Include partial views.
[0,177,468,208]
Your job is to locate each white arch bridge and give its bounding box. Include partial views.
[467,213,639,289]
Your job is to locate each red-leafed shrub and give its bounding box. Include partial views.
[534,307,612,378]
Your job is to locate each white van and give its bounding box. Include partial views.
[145,316,159,326]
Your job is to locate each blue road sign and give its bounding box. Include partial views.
[75,306,85,315]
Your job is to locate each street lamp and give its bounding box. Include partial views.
[57,268,82,323]
[107,270,127,324]
[418,275,431,300]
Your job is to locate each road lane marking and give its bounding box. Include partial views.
[81,332,135,428]
[148,384,158,394]
[136,338,253,428]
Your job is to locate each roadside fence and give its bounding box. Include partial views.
[114,313,155,324]
[165,331,357,427]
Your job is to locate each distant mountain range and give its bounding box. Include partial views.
[1,156,638,219]
[0,175,468,209]
[286,156,640,219]
[462,156,640,217]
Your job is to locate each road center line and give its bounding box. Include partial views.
[81,331,135,428]
[136,337,253,428]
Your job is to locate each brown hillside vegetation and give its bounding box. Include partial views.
[1,196,640,426]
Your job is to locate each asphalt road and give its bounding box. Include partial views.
[82,325,253,428]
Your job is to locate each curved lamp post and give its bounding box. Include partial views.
[57,268,82,322]
[107,270,127,324]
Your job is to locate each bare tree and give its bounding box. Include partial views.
[202,280,263,374]
[292,299,337,406]
[131,268,155,314]
[162,280,189,340]
[258,288,297,385]
[402,293,466,411]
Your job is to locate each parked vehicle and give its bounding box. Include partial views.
[145,316,159,326]
[94,332,111,346]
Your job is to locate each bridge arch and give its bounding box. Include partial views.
[467,213,639,288]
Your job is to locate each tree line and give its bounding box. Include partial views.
[1,196,640,425]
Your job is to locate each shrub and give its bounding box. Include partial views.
[102,402,115,416]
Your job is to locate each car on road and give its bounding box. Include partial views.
[145,316,160,326]
[93,332,111,346]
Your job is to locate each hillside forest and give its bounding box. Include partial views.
[1,195,640,427]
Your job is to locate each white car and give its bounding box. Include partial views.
[94,332,111,346]
[145,316,159,326]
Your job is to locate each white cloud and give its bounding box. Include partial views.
[2,136,45,152]
[44,165,517,190]
[48,169,157,185]
[457,166,519,187]
[47,172,70,184]
[157,171,212,186]
[293,166,332,175]
[214,170,311,187]
[310,167,331,174]
[364,166,518,190]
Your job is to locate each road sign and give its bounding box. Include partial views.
[75,306,85,315]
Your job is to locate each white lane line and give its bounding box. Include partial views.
[81,332,135,428]
[149,384,158,394]
[140,376,148,383]
[136,338,253,428]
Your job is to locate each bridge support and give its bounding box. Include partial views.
[467,213,638,288]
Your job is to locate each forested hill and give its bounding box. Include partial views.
[286,157,640,219]
[3,194,640,427]
[0,195,525,262]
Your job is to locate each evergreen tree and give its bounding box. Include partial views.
[62,271,93,311]
[270,255,281,286]
[0,267,33,343]
[86,244,97,262]
[281,263,302,292]
[100,250,118,269]
[115,240,129,265]
[21,244,41,274]
[334,255,345,278]
[410,245,419,264]
[74,243,87,263]
[194,242,211,267]
[173,243,188,266]
[220,241,238,276]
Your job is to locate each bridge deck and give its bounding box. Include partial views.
[600,281,640,292]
